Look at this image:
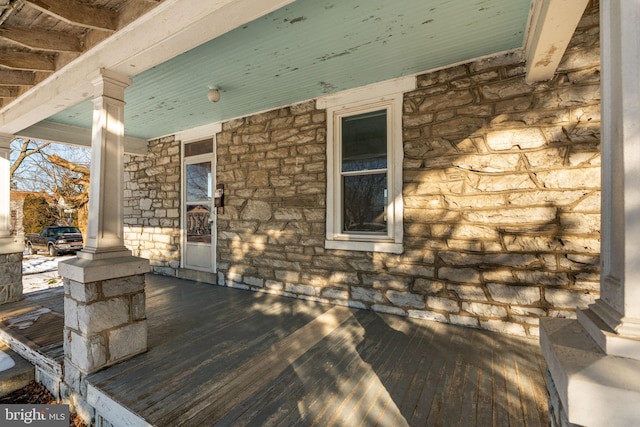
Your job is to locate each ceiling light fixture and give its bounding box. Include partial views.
[207,87,221,103]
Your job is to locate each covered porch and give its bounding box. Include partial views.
[0,274,548,426]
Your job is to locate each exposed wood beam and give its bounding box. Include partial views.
[24,0,118,32]
[0,0,297,136]
[0,50,55,71]
[0,69,34,85]
[524,0,590,83]
[18,120,149,155]
[0,25,82,52]
[0,86,18,98]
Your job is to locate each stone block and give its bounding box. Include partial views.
[486,128,546,150]
[77,299,130,336]
[284,283,316,296]
[244,276,264,288]
[487,283,541,305]
[101,275,145,298]
[322,288,349,300]
[535,167,600,190]
[371,304,406,316]
[464,207,557,224]
[450,314,480,328]
[408,310,447,323]
[386,291,425,309]
[414,279,445,295]
[427,296,459,313]
[448,284,488,301]
[64,297,79,331]
[438,267,481,284]
[462,302,508,318]
[452,153,520,172]
[545,288,595,309]
[352,287,385,304]
[131,293,146,321]
[67,331,107,374]
[480,319,527,336]
[108,322,147,363]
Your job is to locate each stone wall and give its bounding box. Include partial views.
[213,3,600,337]
[122,3,601,337]
[123,136,181,275]
[0,252,22,303]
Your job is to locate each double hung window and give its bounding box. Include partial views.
[321,85,407,254]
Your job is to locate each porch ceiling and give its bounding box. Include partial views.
[2,0,533,141]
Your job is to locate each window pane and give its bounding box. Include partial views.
[186,204,211,243]
[186,162,212,202]
[343,173,387,233]
[185,139,213,157]
[342,110,387,172]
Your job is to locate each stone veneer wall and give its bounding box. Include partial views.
[123,136,181,275]
[213,3,601,338]
[0,252,22,303]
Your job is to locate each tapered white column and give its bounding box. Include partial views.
[82,69,131,257]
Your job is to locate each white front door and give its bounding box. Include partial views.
[182,139,215,272]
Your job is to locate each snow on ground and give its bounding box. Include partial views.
[21,253,74,293]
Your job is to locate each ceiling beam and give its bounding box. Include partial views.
[0,50,55,71]
[0,69,34,86]
[524,0,590,83]
[0,25,82,52]
[25,0,118,32]
[18,120,148,155]
[0,0,297,135]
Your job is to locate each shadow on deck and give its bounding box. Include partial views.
[0,274,549,426]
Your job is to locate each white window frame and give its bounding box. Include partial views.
[319,77,414,254]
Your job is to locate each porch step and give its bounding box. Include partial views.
[0,345,35,397]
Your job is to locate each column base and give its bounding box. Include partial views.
[59,251,147,283]
[61,254,149,377]
[540,318,640,426]
[577,305,640,360]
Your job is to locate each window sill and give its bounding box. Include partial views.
[325,239,403,254]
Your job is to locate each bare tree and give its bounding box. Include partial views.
[10,138,90,236]
[10,139,51,186]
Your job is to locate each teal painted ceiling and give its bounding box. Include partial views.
[49,0,531,140]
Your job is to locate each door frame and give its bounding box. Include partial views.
[178,123,221,273]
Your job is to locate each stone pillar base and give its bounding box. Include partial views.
[0,238,24,304]
[540,318,640,426]
[59,254,149,413]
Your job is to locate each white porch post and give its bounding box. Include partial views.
[0,134,23,304]
[58,69,148,417]
[83,70,131,256]
[540,1,640,426]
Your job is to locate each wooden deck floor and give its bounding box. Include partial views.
[0,275,549,426]
[86,275,549,427]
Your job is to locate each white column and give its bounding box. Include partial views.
[58,69,148,416]
[0,133,23,304]
[540,2,640,426]
[576,0,640,358]
[0,133,22,251]
[0,134,14,240]
[81,69,131,258]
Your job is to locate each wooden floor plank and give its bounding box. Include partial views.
[474,332,495,427]
[409,326,457,425]
[0,274,549,427]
